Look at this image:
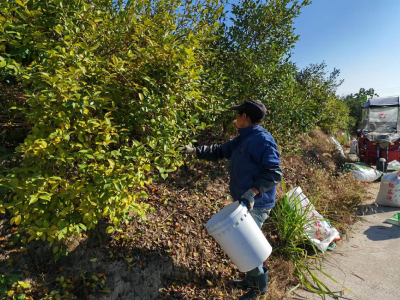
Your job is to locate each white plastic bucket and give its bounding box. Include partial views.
[205,201,272,272]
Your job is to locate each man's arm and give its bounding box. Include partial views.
[252,164,282,193]
[250,137,282,193]
[192,139,235,161]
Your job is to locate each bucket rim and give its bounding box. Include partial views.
[206,201,246,234]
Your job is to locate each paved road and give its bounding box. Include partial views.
[289,182,400,300]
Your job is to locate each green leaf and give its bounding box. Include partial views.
[0,61,6,68]
[39,194,51,201]
[18,294,27,300]
[113,182,121,191]
[55,25,63,34]
[83,213,90,223]
[78,163,87,169]
[106,226,114,234]
[29,194,38,204]
[90,258,98,262]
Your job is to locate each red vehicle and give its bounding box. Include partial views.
[357,96,400,165]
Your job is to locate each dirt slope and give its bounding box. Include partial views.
[0,130,367,300]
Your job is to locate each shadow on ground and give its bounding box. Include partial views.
[357,204,399,216]
[363,224,400,241]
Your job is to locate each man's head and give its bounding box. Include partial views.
[231,100,266,128]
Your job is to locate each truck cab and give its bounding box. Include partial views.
[357,96,400,165]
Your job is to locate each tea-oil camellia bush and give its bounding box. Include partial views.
[0,0,349,258]
[0,0,225,258]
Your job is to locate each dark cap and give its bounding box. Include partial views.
[230,100,266,121]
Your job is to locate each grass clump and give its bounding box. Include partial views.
[270,181,342,299]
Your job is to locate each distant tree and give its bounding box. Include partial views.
[342,88,379,131]
[294,62,349,133]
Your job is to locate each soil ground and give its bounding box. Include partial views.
[290,181,400,300]
[0,130,371,300]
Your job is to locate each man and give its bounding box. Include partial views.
[184,100,282,299]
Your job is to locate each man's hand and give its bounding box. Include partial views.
[183,145,196,155]
[240,189,257,211]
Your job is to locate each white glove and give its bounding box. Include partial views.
[183,145,196,155]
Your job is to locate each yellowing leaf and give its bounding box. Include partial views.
[55,25,62,34]
[83,213,90,223]
[29,194,38,204]
[15,0,25,7]
[90,258,98,262]
[107,159,115,169]
[106,226,114,234]
[103,207,109,217]
[14,215,21,225]
[18,281,30,289]
[39,194,51,201]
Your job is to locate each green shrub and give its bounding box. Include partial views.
[0,0,224,257]
[0,0,348,258]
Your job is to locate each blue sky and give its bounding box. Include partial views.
[291,0,400,98]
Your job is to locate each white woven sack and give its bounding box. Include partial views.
[330,137,345,158]
[387,160,400,171]
[286,187,340,252]
[352,165,382,182]
[376,172,400,208]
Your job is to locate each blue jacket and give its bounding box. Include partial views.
[196,125,282,209]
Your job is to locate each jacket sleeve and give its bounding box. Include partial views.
[195,139,235,161]
[251,139,282,193]
[253,164,282,193]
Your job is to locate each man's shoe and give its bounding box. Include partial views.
[233,278,255,289]
[256,267,268,293]
[239,267,268,299]
[239,289,266,300]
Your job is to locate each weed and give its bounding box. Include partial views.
[337,135,348,146]
[0,273,31,300]
[270,180,342,299]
